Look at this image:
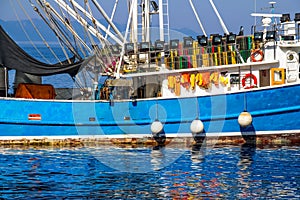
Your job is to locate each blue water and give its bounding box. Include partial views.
[0,144,299,199]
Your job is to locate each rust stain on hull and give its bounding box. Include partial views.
[0,133,299,147]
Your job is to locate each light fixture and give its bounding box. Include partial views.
[110,44,120,54]
[125,43,134,54]
[254,32,263,42]
[151,1,159,12]
[139,42,150,50]
[183,37,193,48]
[212,34,222,45]
[170,39,179,49]
[155,40,164,50]
[238,26,244,36]
[266,31,276,40]
[295,13,300,22]
[226,33,236,44]
[197,35,208,46]
[280,13,290,23]
[281,35,294,41]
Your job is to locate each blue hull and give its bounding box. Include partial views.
[0,84,300,138]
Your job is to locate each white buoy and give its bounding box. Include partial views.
[238,111,252,127]
[151,120,163,135]
[190,119,204,134]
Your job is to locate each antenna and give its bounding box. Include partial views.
[269,1,276,9]
[269,1,276,25]
[260,1,276,11]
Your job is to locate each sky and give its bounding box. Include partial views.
[0,0,299,36]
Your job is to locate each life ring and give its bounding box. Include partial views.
[251,49,264,62]
[242,73,257,89]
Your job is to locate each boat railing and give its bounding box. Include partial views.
[112,35,254,74]
[251,12,300,44]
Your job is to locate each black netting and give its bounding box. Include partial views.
[0,26,83,77]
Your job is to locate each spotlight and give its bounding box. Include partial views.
[254,32,263,42]
[139,42,150,50]
[280,13,290,23]
[295,13,300,22]
[155,40,164,50]
[197,35,208,46]
[170,39,179,49]
[125,43,134,54]
[212,34,222,45]
[183,37,193,48]
[151,1,159,12]
[226,33,236,44]
[266,31,276,40]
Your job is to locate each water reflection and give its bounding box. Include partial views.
[85,144,186,173]
[0,144,299,199]
[237,141,256,198]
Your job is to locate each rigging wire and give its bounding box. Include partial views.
[69,0,106,48]
[105,0,119,40]
[11,0,50,63]
[85,0,103,41]
[48,2,93,53]
[16,0,62,63]
[61,0,83,57]
[47,0,87,58]
[34,0,83,61]
[83,0,97,47]
[90,0,124,43]
[59,0,88,58]
[69,0,113,74]
[47,1,74,64]
[83,0,114,68]
[66,0,122,46]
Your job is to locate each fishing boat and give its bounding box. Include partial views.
[0,0,299,145]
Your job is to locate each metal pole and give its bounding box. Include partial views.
[60,0,123,46]
[189,0,207,36]
[105,0,119,39]
[4,67,7,97]
[116,0,137,79]
[49,1,93,52]
[91,0,124,42]
[209,0,229,35]
[158,0,164,41]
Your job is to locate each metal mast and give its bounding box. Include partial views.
[135,0,169,42]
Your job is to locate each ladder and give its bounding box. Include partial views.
[161,0,170,42]
[136,0,169,42]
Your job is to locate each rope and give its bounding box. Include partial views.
[38,0,87,58]
[105,0,119,40]
[61,0,84,58]
[69,0,113,78]
[10,0,50,63]
[68,0,110,47]
[33,2,82,62]
[62,0,81,56]
[50,9,87,58]
[43,1,93,54]
[16,0,62,63]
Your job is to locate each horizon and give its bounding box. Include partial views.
[0,0,299,42]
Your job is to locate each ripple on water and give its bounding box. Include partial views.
[0,145,299,199]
